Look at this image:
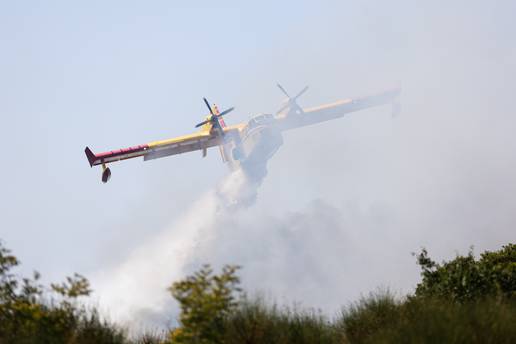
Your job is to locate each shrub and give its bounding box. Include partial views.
[168,265,241,344]
[339,290,400,343]
[0,240,128,343]
[340,243,516,343]
[340,295,516,344]
[415,244,516,302]
[222,297,342,344]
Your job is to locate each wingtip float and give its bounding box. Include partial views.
[85,86,401,183]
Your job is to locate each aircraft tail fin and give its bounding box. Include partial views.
[84,147,97,167]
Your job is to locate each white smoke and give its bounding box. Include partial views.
[92,168,261,330]
[188,198,417,317]
[93,164,415,331]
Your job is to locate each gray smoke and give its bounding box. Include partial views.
[92,161,414,331]
[188,198,416,316]
[92,168,267,330]
[91,2,516,331]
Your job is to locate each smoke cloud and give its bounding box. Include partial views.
[90,2,516,332]
[2,1,515,337]
[92,168,267,329]
[94,160,415,331]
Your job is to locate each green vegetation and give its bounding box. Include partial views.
[220,298,342,343]
[414,244,516,301]
[340,291,516,343]
[166,244,516,343]
[1,240,515,343]
[0,241,127,343]
[168,265,241,343]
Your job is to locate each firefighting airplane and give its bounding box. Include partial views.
[85,85,401,183]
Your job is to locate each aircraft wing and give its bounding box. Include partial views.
[274,87,401,131]
[85,131,223,167]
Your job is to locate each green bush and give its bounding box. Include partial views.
[415,244,516,302]
[2,237,515,343]
[0,241,128,344]
[339,244,516,343]
[222,298,342,344]
[340,294,516,344]
[338,290,400,343]
[168,265,241,344]
[168,268,342,344]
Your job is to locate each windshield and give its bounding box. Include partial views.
[247,114,274,129]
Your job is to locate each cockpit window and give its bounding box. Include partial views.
[248,114,274,129]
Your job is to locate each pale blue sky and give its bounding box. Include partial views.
[1,1,515,316]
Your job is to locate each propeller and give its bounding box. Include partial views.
[277,84,290,98]
[203,97,214,115]
[195,97,235,128]
[276,84,308,115]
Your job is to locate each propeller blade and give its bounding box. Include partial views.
[203,97,214,115]
[277,83,290,98]
[294,86,309,99]
[217,107,234,117]
[195,120,210,128]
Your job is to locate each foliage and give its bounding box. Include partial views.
[414,243,516,302]
[0,240,127,343]
[2,237,516,343]
[168,265,241,344]
[166,243,516,343]
[339,292,516,344]
[51,273,92,299]
[339,290,400,343]
[221,297,342,344]
[340,244,516,343]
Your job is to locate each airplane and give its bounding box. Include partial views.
[85,85,401,183]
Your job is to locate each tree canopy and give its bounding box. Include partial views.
[415,243,516,302]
